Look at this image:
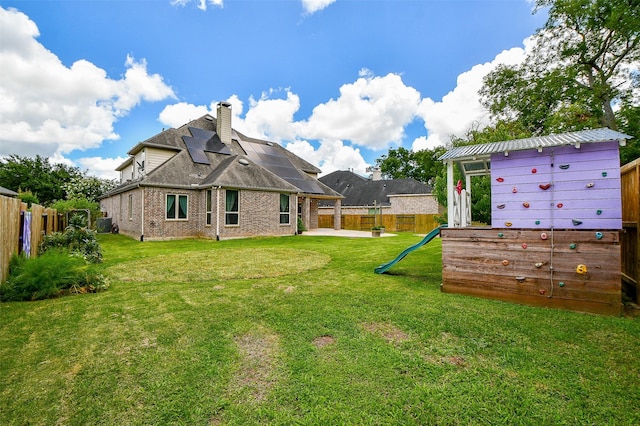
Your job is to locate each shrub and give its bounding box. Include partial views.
[40,218,103,263]
[0,250,109,302]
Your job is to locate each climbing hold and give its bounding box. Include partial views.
[540,232,548,240]
[569,243,577,249]
[596,209,602,215]
[523,202,530,208]
[572,219,583,226]
[516,276,526,283]
[535,262,543,268]
[535,220,541,225]
[559,164,570,170]
[595,232,603,240]
[531,168,537,174]
[496,177,504,182]
[557,203,564,208]
[498,232,504,238]
[505,222,512,227]
[586,182,594,188]
[602,171,607,177]
[512,187,518,193]
[559,281,565,287]
[497,204,505,209]
[539,289,546,295]
[576,264,588,275]
[522,243,527,249]
[502,259,509,266]
[539,183,551,190]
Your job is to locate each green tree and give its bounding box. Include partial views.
[63,175,117,203]
[480,0,640,161]
[375,146,446,184]
[0,155,82,205]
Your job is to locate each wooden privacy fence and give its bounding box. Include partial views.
[0,195,58,283]
[319,214,440,234]
[621,158,639,304]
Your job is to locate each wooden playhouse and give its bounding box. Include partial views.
[438,128,631,315]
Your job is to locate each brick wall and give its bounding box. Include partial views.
[102,187,297,240]
[387,194,439,215]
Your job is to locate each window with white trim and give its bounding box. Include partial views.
[279,193,290,224]
[225,190,239,225]
[166,194,188,220]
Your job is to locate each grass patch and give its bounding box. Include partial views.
[1,233,638,424]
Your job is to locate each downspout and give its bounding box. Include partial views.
[140,188,144,241]
[215,186,221,240]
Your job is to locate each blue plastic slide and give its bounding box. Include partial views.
[374,226,444,274]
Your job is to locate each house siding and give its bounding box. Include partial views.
[387,194,440,215]
[146,147,177,175]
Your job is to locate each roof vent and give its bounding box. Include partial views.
[238,158,250,166]
[204,115,214,122]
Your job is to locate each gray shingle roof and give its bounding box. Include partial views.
[438,128,631,161]
[319,170,432,207]
[103,115,341,199]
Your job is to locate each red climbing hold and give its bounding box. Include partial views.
[496,177,504,182]
[557,203,563,208]
[539,183,551,190]
[531,168,537,174]
[512,187,518,193]
[523,202,530,208]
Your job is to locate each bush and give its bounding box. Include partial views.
[40,218,103,263]
[0,250,109,302]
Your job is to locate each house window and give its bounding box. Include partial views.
[206,189,212,226]
[225,190,239,225]
[128,194,133,220]
[166,194,188,220]
[280,193,290,224]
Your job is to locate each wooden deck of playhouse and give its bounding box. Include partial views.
[440,227,621,316]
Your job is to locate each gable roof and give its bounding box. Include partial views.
[319,170,432,207]
[103,114,342,199]
[439,128,630,161]
[0,186,18,197]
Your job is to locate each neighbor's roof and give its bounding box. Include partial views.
[438,128,631,161]
[0,186,18,197]
[318,170,432,207]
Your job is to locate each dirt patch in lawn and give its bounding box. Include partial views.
[108,248,330,283]
[312,335,336,348]
[231,329,281,403]
[361,322,410,344]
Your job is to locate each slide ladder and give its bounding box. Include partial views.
[374,226,444,274]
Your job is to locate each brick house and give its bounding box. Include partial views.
[317,169,441,232]
[99,103,343,241]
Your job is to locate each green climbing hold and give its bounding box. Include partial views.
[535,220,541,225]
[570,243,577,249]
[602,171,607,177]
[572,219,583,226]
[559,282,565,287]
[498,232,504,238]
[596,209,602,215]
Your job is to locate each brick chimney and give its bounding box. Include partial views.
[371,166,382,181]
[216,101,232,145]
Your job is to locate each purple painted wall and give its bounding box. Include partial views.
[491,141,622,229]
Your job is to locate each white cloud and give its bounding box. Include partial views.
[413,45,529,151]
[170,0,223,11]
[76,156,127,180]
[299,71,421,149]
[158,102,214,128]
[285,139,368,176]
[302,0,337,14]
[0,7,175,159]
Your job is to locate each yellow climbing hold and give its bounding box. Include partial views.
[576,264,588,275]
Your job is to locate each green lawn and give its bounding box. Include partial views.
[1,233,639,425]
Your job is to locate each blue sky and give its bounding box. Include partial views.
[0,0,546,179]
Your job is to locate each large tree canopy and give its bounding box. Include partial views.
[375,146,446,185]
[481,0,639,150]
[0,155,116,206]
